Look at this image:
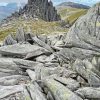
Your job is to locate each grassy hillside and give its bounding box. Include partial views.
[66,9,87,24]
[57,7,87,24]
[0,18,68,41]
[0,6,88,41]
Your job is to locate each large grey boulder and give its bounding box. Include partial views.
[65,3,100,58]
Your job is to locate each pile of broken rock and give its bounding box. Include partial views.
[0,3,100,100]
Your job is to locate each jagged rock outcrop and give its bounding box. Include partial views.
[1,3,100,100]
[26,0,61,21]
[3,0,61,22]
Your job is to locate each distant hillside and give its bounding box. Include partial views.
[56,2,90,9]
[0,3,25,21]
[56,2,89,25]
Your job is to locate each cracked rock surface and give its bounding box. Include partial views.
[0,3,100,100]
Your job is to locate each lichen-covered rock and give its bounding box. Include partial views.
[43,79,83,100]
[65,3,100,57]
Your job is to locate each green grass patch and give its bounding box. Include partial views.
[67,9,87,24]
[0,19,68,41]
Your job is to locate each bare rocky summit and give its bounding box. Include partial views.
[3,0,61,22]
[0,2,100,100]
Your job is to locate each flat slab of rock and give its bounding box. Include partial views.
[24,47,51,60]
[0,85,24,99]
[13,58,43,70]
[0,75,29,86]
[0,43,46,58]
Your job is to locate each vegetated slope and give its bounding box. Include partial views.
[0,1,89,41]
[56,2,89,24]
[0,18,67,41]
[57,2,90,9]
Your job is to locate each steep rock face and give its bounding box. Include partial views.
[65,3,100,53]
[5,0,61,22]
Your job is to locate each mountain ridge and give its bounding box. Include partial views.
[56,2,90,9]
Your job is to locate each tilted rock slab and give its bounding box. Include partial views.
[0,43,49,58]
[43,79,83,100]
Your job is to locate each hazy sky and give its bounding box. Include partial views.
[0,0,99,6]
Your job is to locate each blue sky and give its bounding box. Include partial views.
[0,0,99,6]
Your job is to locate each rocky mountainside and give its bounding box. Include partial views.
[56,2,90,9]
[3,0,61,22]
[0,2,100,100]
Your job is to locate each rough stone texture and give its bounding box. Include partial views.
[73,59,100,87]
[0,43,47,58]
[75,87,100,99]
[3,34,17,46]
[0,3,100,100]
[54,77,80,91]
[65,3,100,58]
[43,79,83,100]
